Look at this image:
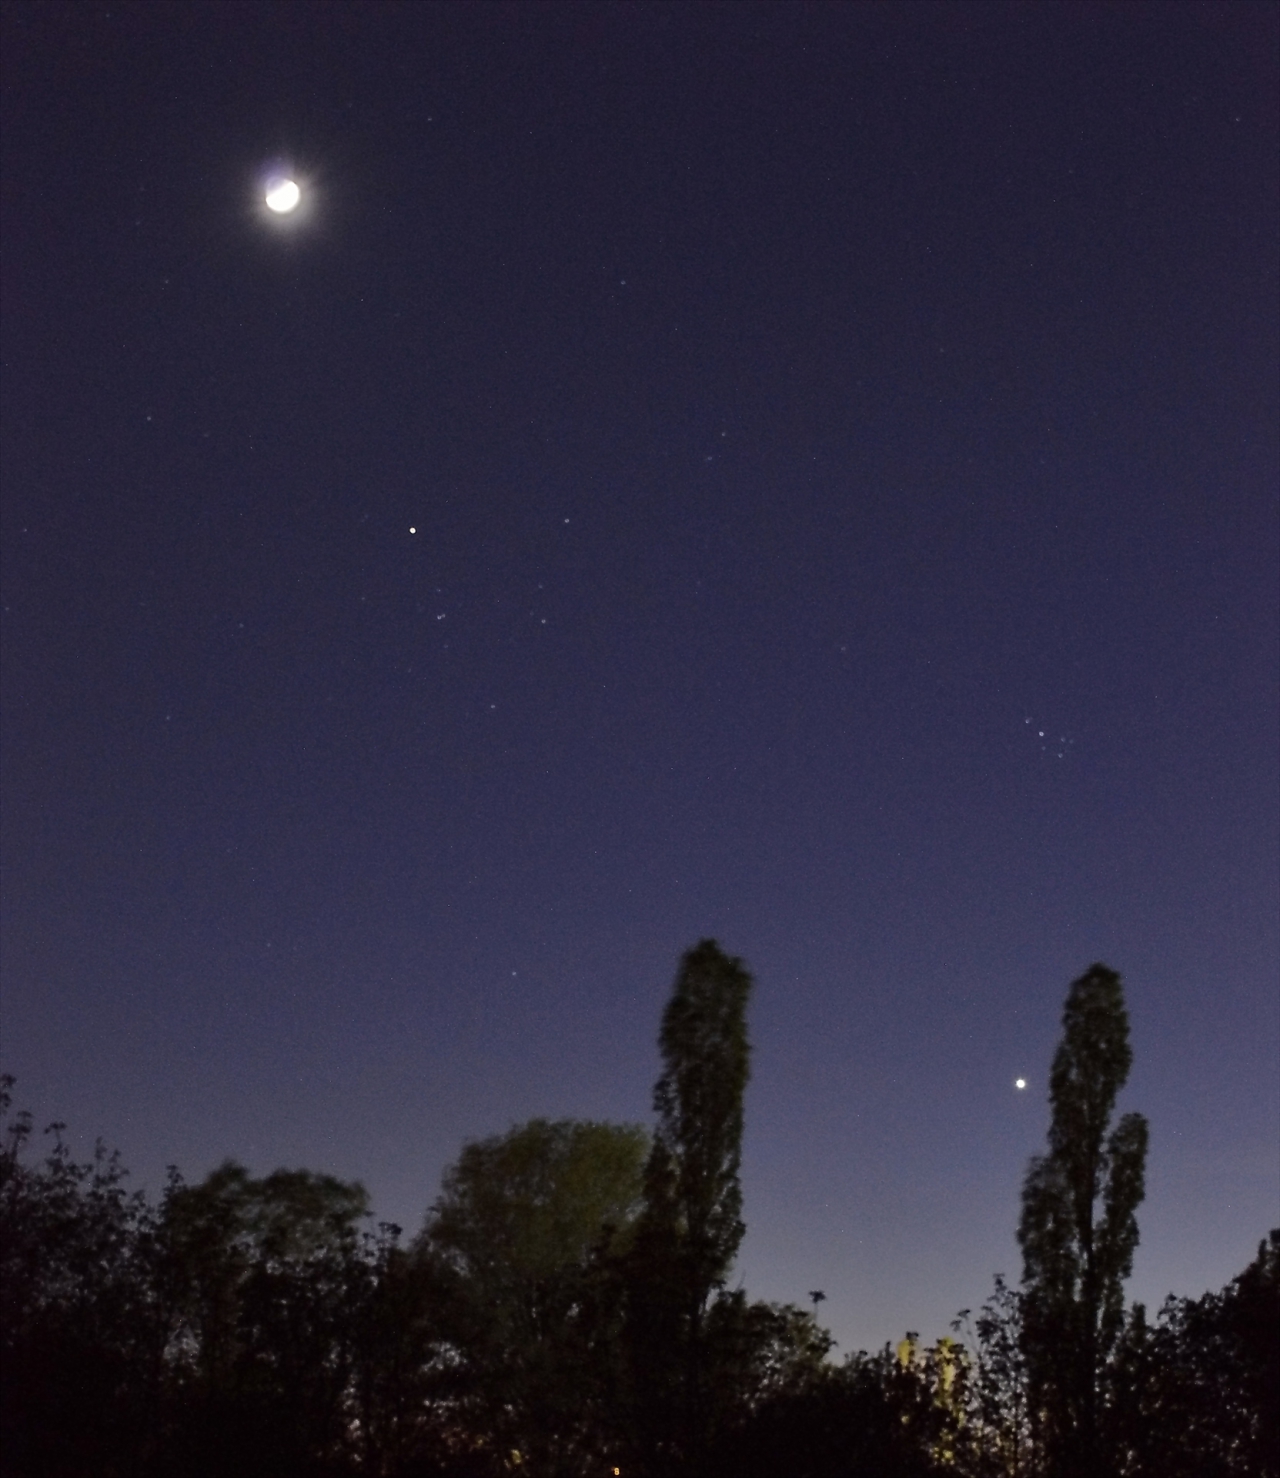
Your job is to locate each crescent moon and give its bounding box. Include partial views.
[265,178,301,213]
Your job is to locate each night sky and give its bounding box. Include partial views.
[2,1,1277,1356]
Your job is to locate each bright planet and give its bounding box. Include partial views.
[1015,1078,1027,1090]
[265,177,300,213]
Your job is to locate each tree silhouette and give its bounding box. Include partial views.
[157,1160,375,1477]
[12,950,1277,1478]
[1018,963,1148,1478]
[0,1077,164,1476]
[1109,1230,1280,1478]
[419,1117,647,1474]
[628,939,754,1475]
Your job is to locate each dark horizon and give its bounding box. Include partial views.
[2,0,1277,1358]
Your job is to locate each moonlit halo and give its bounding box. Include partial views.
[265,177,301,213]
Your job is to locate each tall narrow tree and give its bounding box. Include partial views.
[1018,963,1149,1478]
[628,939,753,1476]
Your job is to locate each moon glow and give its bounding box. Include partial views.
[1015,1078,1027,1090]
[265,178,301,213]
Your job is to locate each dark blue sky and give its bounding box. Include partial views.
[2,0,1276,1354]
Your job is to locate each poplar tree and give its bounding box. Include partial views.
[629,939,753,1475]
[1018,963,1149,1478]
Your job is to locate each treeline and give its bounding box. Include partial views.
[1,944,1276,1478]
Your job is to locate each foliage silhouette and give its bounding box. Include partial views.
[156,1159,375,1476]
[0,1075,169,1476]
[1108,1229,1280,1478]
[627,939,753,1475]
[709,1336,970,1478]
[417,1117,648,1476]
[1,952,1274,1478]
[1017,964,1148,1478]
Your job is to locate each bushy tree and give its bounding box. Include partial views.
[962,1275,1034,1478]
[154,1158,454,1478]
[419,1116,648,1476]
[156,1159,377,1477]
[1109,1230,1279,1478]
[0,1076,167,1477]
[0,1075,441,1478]
[1017,964,1148,1478]
[702,1293,835,1423]
[709,1334,968,1478]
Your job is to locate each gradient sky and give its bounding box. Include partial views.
[2,0,1277,1357]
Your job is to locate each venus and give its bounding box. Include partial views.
[265,177,301,213]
